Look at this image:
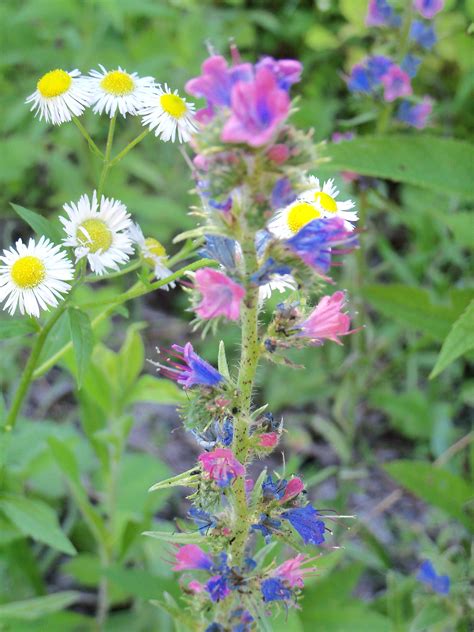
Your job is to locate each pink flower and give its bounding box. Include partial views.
[274,554,317,588]
[245,478,255,494]
[267,144,290,165]
[298,291,352,345]
[280,477,304,503]
[414,0,444,19]
[199,448,245,487]
[173,544,213,571]
[221,67,290,147]
[188,580,205,593]
[258,432,279,448]
[195,268,245,321]
[381,65,412,102]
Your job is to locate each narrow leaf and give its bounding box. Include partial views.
[218,340,232,382]
[10,203,62,242]
[0,592,80,621]
[0,318,36,340]
[430,300,474,378]
[68,308,93,388]
[142,530,204,544]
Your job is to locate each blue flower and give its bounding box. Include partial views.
[401,54,422,78]
[188,507,217,535]
[271,177,297,209]
[220,417,234,447]
[410,21,437,49]
[199,235,238,272]
[416,560,450,595]
[206,624,225,632]
[397,98,432,129]
[262,475,288,501]
[206,575,230,602]
[366,0,400,27]
[250,258,292,286]
[251,513,282,543]
[281,505,326,545]
[286,218,358,274]
[261,577,293,602]
[348,64,372,93]
[367,55,393,83]
[161,343,223,389]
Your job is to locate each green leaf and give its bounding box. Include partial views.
[10,203,62,242]
[67,308,93,388]
[311,416,351,463]
[0,318,36,340]
[0,494,76,555]
[0,592,80,621]
[321,136,474,199]
[430,300,474,378]
[363,284,461,340]
[217,340,232,382]
[384,460,473,530]
[142,530,204,544]
[126,374,186,405]
[118,323,145,391]
[443,212,474,248]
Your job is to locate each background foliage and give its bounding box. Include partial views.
[0,0,473,630]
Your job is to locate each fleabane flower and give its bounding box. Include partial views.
[194,268,245,321]
[87,65,155,118]
[173,545,213,571]
[0,237,74,317]
[128,223,175,289]
[60,191,133,275]
[140,84,198,143]
[297,291,352,345]
[300,177,358,230]
[198,448,245,488]
[25,68,91,125]
[157,342,224,389]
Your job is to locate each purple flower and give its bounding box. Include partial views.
[286,218,358,275]
[185,55,253,123]
[173,544,213,571]
[221,67,290,147]
[261,577,293,602]
[410,20,437,49]
[348,64,372,93]
[188,507,217,535]
[401,54,422,78]
[416,560,450,595]
[414,0,444,19]
[205,625,224,632]
[159,342,223,389]
[251,513,282,543]
[271,177,297,209]
[199,235,238,273]
[250,258,292,287]
[397,97,433,128]
[381,65,412,101]
[367,55,393,82]
[256,57,303,91]
[281,505,326,545]
[206,574,231,602]
[199,448,245,488]
[366,0,397,27]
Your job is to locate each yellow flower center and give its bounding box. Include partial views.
[144,237,167,265]
[37,69,72,98]
[160,93,187,118]
[11,256,46,289]
[77,219,113,253]
[314,191,337,213]
[100,70,134,96]
[287,202,321,234]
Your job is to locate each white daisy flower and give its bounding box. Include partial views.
[300,176,358,230]
[259,274,297,303]
[128,223,175,290]
[140,84,198,143]
[60,191,133,275]
[25,68,91,125]
[87,65,156,118]
[0,236,74,317]
[268,198,325,240]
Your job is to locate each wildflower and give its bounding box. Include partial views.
[199,448,245,488]
[60,191,133,275]
[173,544,213,571]
[140,84,197,143]
[273,554,317,588]
[194,268,245,321]
[416,560,450,595]
[258,433,279,448]
[188,507,217,535]
[397,97,433,129]
[262,476,287,501]
[285,218,357,275]
[25,68,91,125]
[300,177,358,230]
[206,575,230,602]
[280,477,304,503]
[0,237,73,317]
[261,577,293,602]
[251,514,282,543]
[128,223,175,289]
[255,57,303,91]
[367,56,394,83]
[281,505,326,545]
[205,624,224,632]
[410,21,437,49]
[221,67,290,147]
[414,0,444,19]
[87,65,155,118]
[188,580,205,593]
[185,55,253,123]
[347,64,372,93]
[381,65,412,102]
[366,0,397,27]
[297,291,352,345]
[199,236,238,273]
[401,54,422,78]
[158,342,224,389]
[267,144,290,165]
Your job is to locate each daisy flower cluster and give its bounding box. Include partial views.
[347,0,445,129]
[25,64,197,142]
[146,47,359,629]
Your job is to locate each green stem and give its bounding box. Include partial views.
[72,117,104,159]
[85,259,142,283]
[97,113,117,198]
[230,235,261,567]
[108,130,150,168]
